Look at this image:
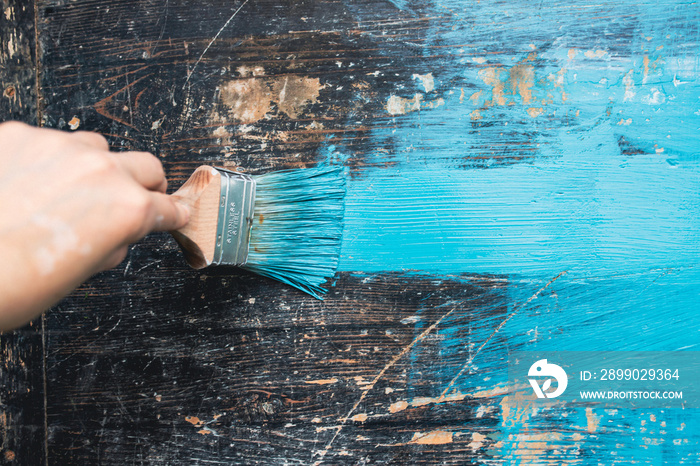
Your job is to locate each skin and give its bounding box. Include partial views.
[0,121,189,331]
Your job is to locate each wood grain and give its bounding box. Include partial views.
[171,165,221,268]
[48,269,509,464]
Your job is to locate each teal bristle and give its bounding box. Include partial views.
[242,166,346,299]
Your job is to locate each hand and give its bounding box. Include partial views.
[0,121,189,330]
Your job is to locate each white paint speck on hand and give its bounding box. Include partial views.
[31,214,81,275]
[34,247,57,275]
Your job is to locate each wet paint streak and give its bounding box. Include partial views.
[324,1,700,464]
[336,53,700,276]
[340,153,699,276]
[334,0,700,276]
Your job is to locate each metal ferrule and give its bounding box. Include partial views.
[212,168,256,266]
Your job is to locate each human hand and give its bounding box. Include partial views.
[0,121,189,330]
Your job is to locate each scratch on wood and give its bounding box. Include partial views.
[313,302,461,465]
[305,378,339,385]
[378,430,454,446]
[182,0,249,89]
[437,270,568,402]
[93,74,153,128]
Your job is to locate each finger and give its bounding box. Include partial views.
[71,131,110,151]
[111,151,168,192]
[146,192,190,232]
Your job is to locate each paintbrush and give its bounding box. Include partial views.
[171,165,345,299]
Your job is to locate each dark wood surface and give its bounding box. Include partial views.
[1,1,46,464]
[4,2,506,463]
[2,0,699,464]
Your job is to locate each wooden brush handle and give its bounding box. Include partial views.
[171,165,221,269]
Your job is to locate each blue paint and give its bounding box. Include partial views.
[336,49,700,277]
[322,1,700,462]
[385,0,408,11]
[339,147,700,276]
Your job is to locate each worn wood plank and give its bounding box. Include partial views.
[47,269,509,464]
[0,0,38,124]
[0,319,45,466]
[0,1,47,465]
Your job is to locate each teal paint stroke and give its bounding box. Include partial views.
[329,0,700,388]
[339,147,700,276]
[334,3,700,279]
[322,2,700,462]
[385,0,408,10]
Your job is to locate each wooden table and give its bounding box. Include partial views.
[2,0,699,464]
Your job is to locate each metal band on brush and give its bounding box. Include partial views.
[212,169,256,266]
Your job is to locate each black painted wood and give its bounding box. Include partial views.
[3,1,518,463]
[29,1,514,463]
[0,0,38,124]
[49,268,506,464]
[28,1,520,464]
[0,1,47,465]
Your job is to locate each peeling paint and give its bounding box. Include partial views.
[212,73,322,124]
[388,400,407,413]
[387,94,422,115]
[408,430,453,445]
[584,49,607,59]
[272,76,322,119]
[185,416,202,426]
[215,78,271,124]
[305,378,339,385]
[478,67,506,106]
[526,107,543,118]
[476,56,535,107]
[469,432,487,452]
[586,407,601,433]
[386,385,509,415]
[412,73,435,92]
[212,126,230,138]
[508,62,535,104]
[500,390,536,429]
[469,90,482,104]
[68,116,80,130]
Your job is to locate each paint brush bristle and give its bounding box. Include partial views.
[242,166,345,299]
